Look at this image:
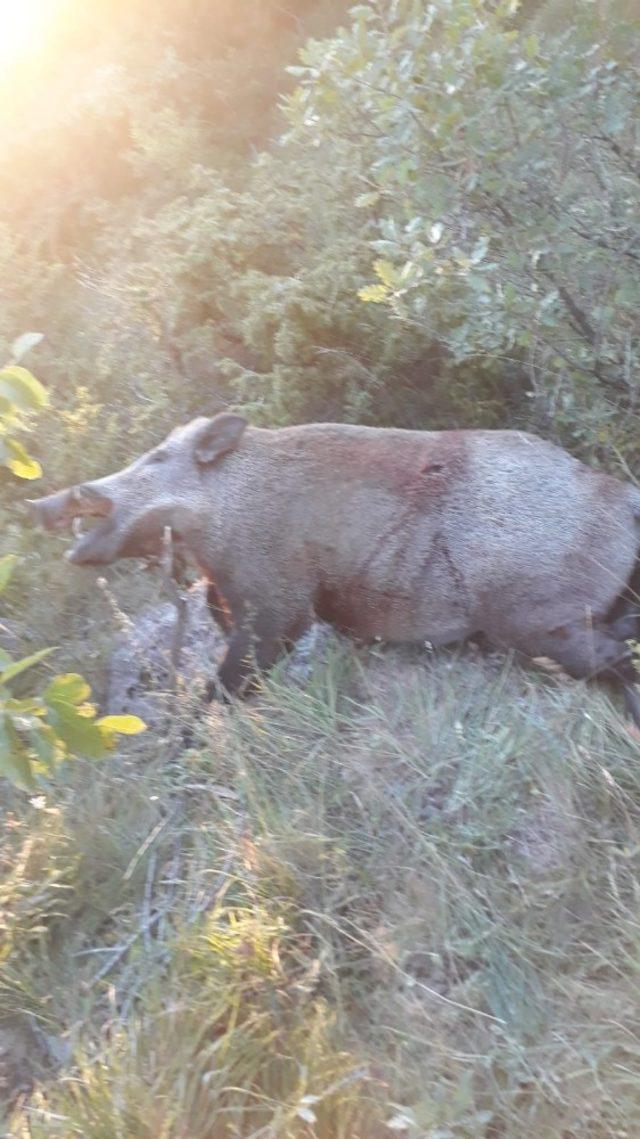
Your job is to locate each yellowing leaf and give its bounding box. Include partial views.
[5,439,42,480]
[97,714,146,736]
[0,366,48,411]
[373,258,398,288]
[45,673,92,706]
[45,702,108,759]
[358,284,389,303]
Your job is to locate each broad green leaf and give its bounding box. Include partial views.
[28,722,63,770]
[44,673,92,706]
[0,554,19,591]
[0,366,48,411]
[5,438,42,480]
[0,715,35,790]
[45,701,108,759]
[4,695,46,716]
[97,714,146,736]
[0,647,52,685]
[11,332,44,364]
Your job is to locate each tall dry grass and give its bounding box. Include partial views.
[3,642,640,1137]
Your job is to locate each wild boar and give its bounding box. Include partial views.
[28,413,640,720]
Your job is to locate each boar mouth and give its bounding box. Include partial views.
[71,486,112,518]
[65,487,114,563]
[27,484,116,564]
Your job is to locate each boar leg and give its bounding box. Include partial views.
[520,621,640,727]
[206,580,234,637]
[215,625,283,698]
[208,604,309,700]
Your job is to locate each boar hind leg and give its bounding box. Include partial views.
[526,621,640,727]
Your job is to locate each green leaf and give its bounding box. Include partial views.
[11,332,44,364]
[44,673,92,706]
[45,701,108,759]
[97,714,146,736]
[0,554,19,591]
[0,366,48,411]
[5,438,42,480]
[0,714,36,790]
[4,695,46,717]
[28,722,63,771]
[0,647,52,686]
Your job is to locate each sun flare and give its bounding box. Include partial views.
[0,0,57,68]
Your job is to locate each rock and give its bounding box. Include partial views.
[106,580,225,722]
[106,580,334,723]
[282,620,335,683]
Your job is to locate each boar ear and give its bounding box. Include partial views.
[194,413,248,465]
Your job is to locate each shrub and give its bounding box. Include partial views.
[286,0,640,460]
[0,341,144,788]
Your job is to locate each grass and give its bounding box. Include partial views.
[2,640,640,1137]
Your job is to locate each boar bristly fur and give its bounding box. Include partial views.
[28,414,640,719]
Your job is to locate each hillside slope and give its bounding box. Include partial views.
[4,643,640,1136]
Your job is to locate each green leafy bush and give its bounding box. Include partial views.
[0,565,144,788]
[0,349,144,789]
[286,0,640,458]
[0,333,47,479]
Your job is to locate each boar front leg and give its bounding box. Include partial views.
[209,601,311,700]
[206,579,234,637]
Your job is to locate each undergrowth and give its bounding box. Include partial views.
[3,644,640,1137]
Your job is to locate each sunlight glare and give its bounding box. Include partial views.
[0,0,56,68]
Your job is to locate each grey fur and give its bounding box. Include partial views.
[28,416,640,712]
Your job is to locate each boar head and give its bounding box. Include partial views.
[28,413,247,566]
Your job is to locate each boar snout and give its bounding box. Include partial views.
[26,485,113,532]
[27,487,79,531]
